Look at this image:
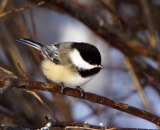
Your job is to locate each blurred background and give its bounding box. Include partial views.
[0,0,160,129]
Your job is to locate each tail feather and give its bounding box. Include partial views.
[17,38,58,62]
[17,38,43,51]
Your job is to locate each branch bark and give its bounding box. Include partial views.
[2,122,156,130]
[0,77,160,126]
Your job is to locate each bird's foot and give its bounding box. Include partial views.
[59,82,66,93]
[76,86,84,98]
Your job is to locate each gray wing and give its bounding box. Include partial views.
[44,44,60,64]
[17,38,60,64]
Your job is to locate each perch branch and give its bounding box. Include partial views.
[0,77,159,126]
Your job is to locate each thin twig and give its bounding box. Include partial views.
[16,63,59,122]
[104,0,153,113]
[0,1,45,18]
[140,0,156,47]
[124,57,153,112]
[28,1,38,40]
[28,90,59,122]
[0,0,8,14]
[16,62,29,79]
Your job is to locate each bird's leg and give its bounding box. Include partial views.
[59,82,66,93]
[76,86,84,98]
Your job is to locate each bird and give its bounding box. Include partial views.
[17,38,103,93]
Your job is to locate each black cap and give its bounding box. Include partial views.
[71,42,101,65]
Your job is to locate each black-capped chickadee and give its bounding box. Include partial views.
[17,38,103,89]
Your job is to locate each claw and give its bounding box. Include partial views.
[59,82,65,93]
[76,86,84,97]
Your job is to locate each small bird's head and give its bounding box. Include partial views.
[70,43,103,71]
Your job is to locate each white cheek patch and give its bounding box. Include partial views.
[70,49,97,70]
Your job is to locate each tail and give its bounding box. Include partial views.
[17,38,44,51]
[17,38,57,62]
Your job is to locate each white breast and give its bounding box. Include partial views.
[41,59,95,87]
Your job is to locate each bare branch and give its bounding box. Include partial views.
[140,0,156,47]
[16,63,59,122]
[0,121,158,130]
[0,0,8,14]
[0,77,159,126]
[16,62,29,79]
[29,0,160,61]
[124,57,152,112]
[0,1,45,18]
